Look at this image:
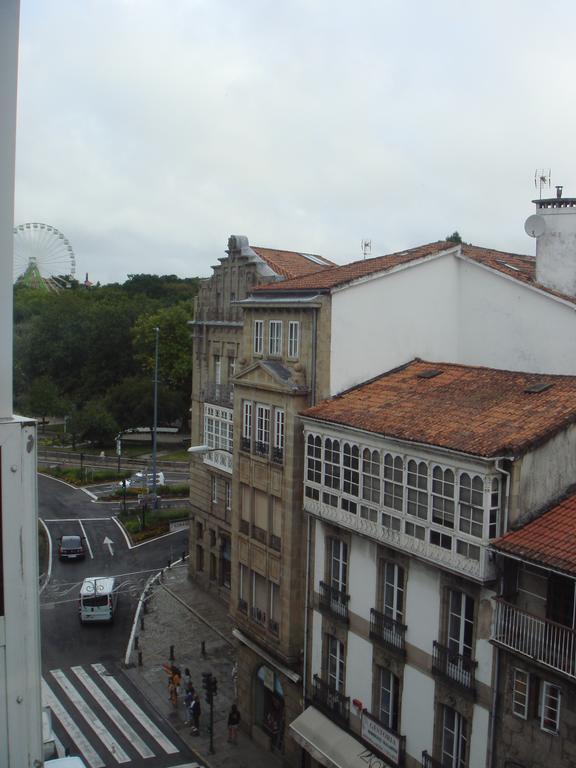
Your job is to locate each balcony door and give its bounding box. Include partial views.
[547,573,576,629]
[447,590,474,686]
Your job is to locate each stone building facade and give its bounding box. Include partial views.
[188,235,334,605]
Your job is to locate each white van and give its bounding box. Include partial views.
[79,577,118,623]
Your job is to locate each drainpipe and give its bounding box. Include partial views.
[495,458,512,536]
[311,308,318,406]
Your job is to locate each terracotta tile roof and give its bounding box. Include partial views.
[253,241,453,291]
[493,491,576,575]
[301,360,576,458]
[252,239,576,306]
[251,247,335,279]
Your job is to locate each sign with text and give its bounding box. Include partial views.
[361,711,401,766]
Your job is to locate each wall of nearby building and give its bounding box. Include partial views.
[330,254,459,394]
[508,424,576,526]
[458,258,576,375]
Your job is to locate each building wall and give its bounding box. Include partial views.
[330,254,459,395]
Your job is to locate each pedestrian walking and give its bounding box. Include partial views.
[184,688,194,724]
[183,667,192,692]
[227,704,240,744]
[190,693,201,735]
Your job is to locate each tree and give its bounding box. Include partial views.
[445,231,463,244]
[75,401,119,446]
[26,376,64,431]
[105,375,185,431]
[132,303,193,389]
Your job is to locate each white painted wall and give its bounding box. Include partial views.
[330,254,460,395]
[349,537,377,622]
[469,704,490,768]
[405,561,441,652]
[402,666,436,761]
[346,633,373,710]
[457,258,576,375]
[535,205,576,296]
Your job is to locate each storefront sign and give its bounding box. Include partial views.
[262,665,275,691]
[361,712,401,766]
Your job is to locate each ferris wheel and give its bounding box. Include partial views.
[13,222,76,291]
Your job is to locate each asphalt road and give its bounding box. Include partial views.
[39,474,200,768]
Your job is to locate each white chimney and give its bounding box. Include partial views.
[525,187,576,297]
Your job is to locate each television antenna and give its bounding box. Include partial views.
[361,239,371,259]
[534,169,551,200]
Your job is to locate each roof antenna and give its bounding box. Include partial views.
[361,239,371,260]
[534,168,551,200]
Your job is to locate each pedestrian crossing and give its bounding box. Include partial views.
[42,663,203,768]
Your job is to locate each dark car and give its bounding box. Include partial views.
[58,535,86,561]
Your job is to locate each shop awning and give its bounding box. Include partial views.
[290,707,386,768]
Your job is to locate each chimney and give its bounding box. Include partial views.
[525,190,576,296]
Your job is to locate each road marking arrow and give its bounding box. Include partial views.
[103,536,114,556]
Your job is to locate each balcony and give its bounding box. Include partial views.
[252,525,267,545]
[318,581,350,623]
[204,383,234,405]
[272,447,284,464]
[203,449,233,474]
[240,436,251,452]
[370,608,407,656]
[422,751,443,768]
[312,675,349,728]
[251,606,266,626]
[492,598,576,681]
[432,641,477,695]
[238,598,248,614]
[255,441,269,458]
[239,519,250,535]
[269,618,280,636]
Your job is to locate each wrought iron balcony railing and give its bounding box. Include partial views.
[239,518,250,535]
[251,606,266,625]
[255,441,269,458]
[432,641,477,694]
[318,581,350,622]
[268,619,280,636]
[422,750,443,768]
[269,533,282,551]
[203,383,234,404]
[312,675,349,727]
[492,597,576,681]
[272,447,284,464]
[370,608,407,655]
[252,525,267,544]
[240,436,251,452]
[238,598,248,614]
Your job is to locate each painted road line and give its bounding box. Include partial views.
[78,519,94,559]
[91,663,178,754]
[42,679,105,768]
[71,666,154,759]
[51,669,130,763]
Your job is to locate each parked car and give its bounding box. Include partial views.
[58,535,86,561]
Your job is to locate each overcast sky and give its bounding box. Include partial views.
[14,0,576,285]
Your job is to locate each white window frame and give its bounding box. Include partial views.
[256,404,271,450]
[512,668,530,719]
[458,472,484,538]
[253,320,263,355]
[288,321,300,358]
[274,409,285,453]
[242,401,253,441]
[225,481,232,511]
[307,434,322,483]
[214,354,221,385]
[269,320,283,356]
[329,538,348,593]
[211,475,218,503]
[382,561,404,623]
[204,404,233,452]
[540,681,561,734]
[383,453,403,512]
[378,667,399,732]
[442,706,467,768]
[327,635,345,692]
[407,459,428,520]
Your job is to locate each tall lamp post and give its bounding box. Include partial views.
[151,326,160,510]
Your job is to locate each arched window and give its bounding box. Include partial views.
[432,466,455,528]
[362,449,381,504]
[324,438,341,490]
[343,443,359,497]
[407,460,428,520]
[459,473,484,538]
[383,454,403,512]
[306,435,322,483]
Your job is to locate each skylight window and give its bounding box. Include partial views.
[524,382,553,394]
[417,369,443,379]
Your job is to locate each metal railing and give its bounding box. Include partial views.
[269,533,282,551]
[203,383,234,405]
[312,675,349,727]
[269,619,280,636]
[252,525,267,544]
[272,447,284,464]
[255,441,269,458]
[238,598,248,614]
[251,606,266,625]
[239,519,250,535]
[432,641,477,693]
[422,751,443,768]
[318,581,350,622]
[370,608,407,655]
[240,436,251,452]
[492,598,576,680]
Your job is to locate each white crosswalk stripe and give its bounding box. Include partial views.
[71,666,154,759]
[92,662,179,754]
[51,668,131,763]
[42,679,105,768]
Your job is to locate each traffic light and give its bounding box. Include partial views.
[202,672,213,704]
[210,677,218,697]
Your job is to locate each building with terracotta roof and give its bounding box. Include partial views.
[490,490,576,768]
[294,359,576,768]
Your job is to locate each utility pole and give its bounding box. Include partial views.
[202,672,218,754]
[151,326,160,510]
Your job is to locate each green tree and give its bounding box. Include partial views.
[445,231,463,244]
[105,375,185,431]
[76,400,119,446]
[26,375,64,431]
[132,303,193,389]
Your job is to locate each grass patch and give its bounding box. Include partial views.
[106,483,189,500]
[158,448,190,461]
[40,465,132,486]
[118,507,190,542]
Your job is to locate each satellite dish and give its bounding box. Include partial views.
[524,214,546,238]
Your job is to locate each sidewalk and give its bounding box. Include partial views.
[123,563,284,768]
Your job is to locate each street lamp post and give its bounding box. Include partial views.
[151,326,160,511]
